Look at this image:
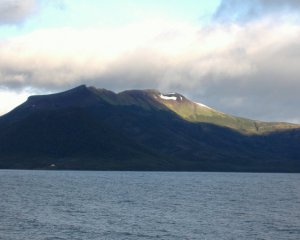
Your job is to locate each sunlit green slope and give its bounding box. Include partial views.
[90,87,300,134]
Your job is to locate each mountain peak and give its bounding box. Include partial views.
[27,84,90,101]
[12,85,105,116]
[3,85,300,134]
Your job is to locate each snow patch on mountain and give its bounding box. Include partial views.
[195,102,212,110]
[159,94,177,101]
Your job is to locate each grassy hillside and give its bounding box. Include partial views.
[152,92,299,134]
[87,86,300,134]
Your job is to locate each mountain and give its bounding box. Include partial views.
[0,85,300,172]
[140,90,299,134]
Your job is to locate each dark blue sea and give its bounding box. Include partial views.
[1,170,300,240]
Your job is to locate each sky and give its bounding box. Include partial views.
[0,0,300,123]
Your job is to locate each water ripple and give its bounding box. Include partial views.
[1,170,300,240]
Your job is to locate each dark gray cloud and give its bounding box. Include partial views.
[214,0,300,22]
[0,0,37,25]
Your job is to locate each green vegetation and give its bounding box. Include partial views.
[89,86,300,134]
[154,92,299,134]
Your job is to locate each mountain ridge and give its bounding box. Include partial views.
[1,85,300,172]
[17,85,300,134]
[10,84,296,134]
[3,85,298,134]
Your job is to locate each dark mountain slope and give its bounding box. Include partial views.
[0,85,300,172]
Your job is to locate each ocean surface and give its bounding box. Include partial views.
[0,170,300,240]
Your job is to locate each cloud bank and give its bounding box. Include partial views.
[0,19,300,121]
[0,14,300,122]
[0,0,38,25]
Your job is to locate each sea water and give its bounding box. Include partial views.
[1,170,300,240]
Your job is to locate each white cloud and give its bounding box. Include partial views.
[0,88,30,115]
[0,17,300,122]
